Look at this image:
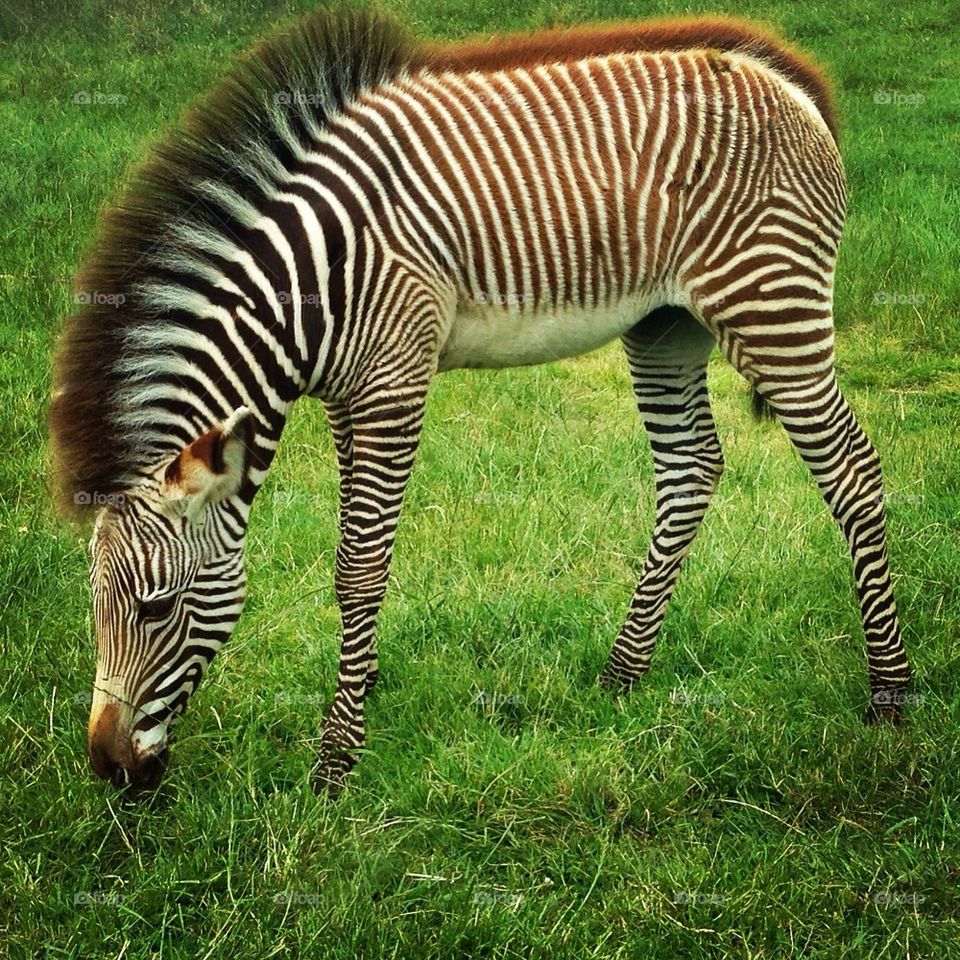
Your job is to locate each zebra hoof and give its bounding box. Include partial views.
[863,687,909,726]
[598,663,639,694]
[310,753,355,797]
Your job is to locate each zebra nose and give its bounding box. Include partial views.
[127,748,169,791]
[87,701,168,791]
[88,737,169,791]
[88,742,125,785]
[88,701,131,784]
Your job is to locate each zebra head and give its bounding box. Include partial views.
[86,407,254,791]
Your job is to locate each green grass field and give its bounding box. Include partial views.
[2,0,958,956]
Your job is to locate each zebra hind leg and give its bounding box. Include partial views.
[704,304,911,723]
[600,306,723,691]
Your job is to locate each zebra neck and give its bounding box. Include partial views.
[122,269,313,505]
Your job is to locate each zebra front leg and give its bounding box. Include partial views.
[324,400,378,690]
[312,387,428,795]
[325,400,353,538]
[600,307,723,692]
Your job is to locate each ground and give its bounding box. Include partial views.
[1,0,958,957]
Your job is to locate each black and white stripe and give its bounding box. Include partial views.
[64,11,910,793]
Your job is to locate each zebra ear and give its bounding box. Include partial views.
[159,407,254,522]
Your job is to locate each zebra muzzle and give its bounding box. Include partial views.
[87,700,169,791]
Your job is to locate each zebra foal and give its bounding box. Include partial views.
[50,9,911,794]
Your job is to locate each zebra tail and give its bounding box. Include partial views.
[750,385,776,421]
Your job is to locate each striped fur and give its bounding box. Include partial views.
[51,8,911,793]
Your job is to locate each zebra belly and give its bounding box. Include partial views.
[437,294,661,371]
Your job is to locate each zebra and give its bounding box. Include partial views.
[50,8,912,794]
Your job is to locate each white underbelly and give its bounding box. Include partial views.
[437,294,663,371]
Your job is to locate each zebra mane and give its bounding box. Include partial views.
[425,15,838,141]
[51,6,417,517]
[51,8,837,519]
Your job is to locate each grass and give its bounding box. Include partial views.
[1,0,958,957]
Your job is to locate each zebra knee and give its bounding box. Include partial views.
[700,437,724,489]
[334,539,390,605]
[848,429,883,488]
[669,434,724,497]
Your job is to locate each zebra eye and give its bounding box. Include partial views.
[137,594,177,623]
